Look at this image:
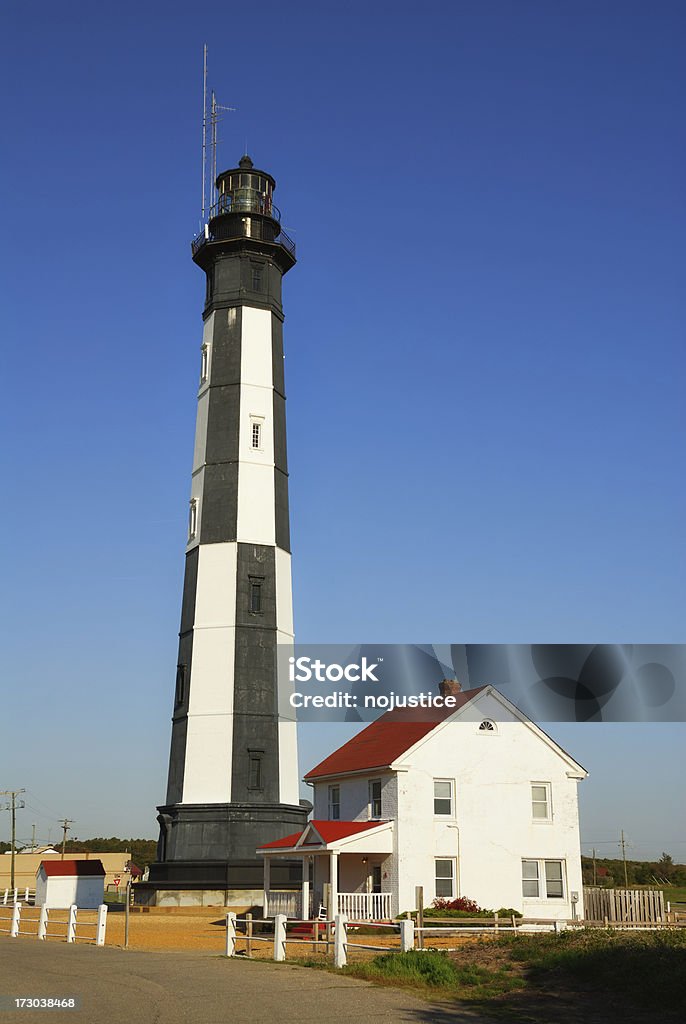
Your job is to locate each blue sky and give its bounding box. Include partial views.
[1,2,684,861]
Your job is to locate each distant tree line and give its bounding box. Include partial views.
[0,837,158,870]
[582,852,686,887]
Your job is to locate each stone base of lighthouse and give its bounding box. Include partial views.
[135,800,309,907]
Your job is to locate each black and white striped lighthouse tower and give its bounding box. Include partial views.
[148,156,308,904]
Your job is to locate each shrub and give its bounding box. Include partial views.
[432,897,480,913]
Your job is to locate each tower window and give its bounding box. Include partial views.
[251,420,262,450]
[248,751,263,790]
[249,575,264,614]
[200,343,209,384]
[188,498,198,540]
[251,267,262,291]
[174,665,186,707]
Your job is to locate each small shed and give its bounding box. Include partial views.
[35,859,105,909]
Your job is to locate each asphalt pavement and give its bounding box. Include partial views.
[0,938,498,1024]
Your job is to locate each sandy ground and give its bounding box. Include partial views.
[9,906,502,956]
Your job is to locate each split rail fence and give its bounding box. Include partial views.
[2,888,35,905]
[0,903,107,945]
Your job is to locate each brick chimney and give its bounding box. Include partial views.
[439,678,462,698]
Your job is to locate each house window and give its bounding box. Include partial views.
[435,859,455,898]
[433,780,453,816]
[328,785,340,821]
[369,779,382,819]
[479,720,495,732]
[249,576,264,614]
[200,343,209,383]
[174,665,186,707]
[522,859,565,899]
[188,498,198,540]
[531,783,552,820]
[248,751,264,790]
[251,419,263,450]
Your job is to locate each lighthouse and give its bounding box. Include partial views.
[148,156,308,905]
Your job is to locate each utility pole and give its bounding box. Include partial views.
[620,830,629,887]
[592,848,597,886]
[1,790,26,889]
[31,823,36,853]
[59,819,74,860]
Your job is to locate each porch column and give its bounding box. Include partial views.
[301,857,310,920]
[263,855,271,916]
[329,850,338,918]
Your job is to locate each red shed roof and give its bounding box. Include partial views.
[258,820,387,850]
[304,688,485,780]
[39,859,105,877]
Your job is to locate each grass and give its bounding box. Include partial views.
[340,949,524,999]
[505,928,686,1010]
[324,929,686,1018]
[659,884,686,904]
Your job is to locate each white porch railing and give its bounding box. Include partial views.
[338,892,392,920]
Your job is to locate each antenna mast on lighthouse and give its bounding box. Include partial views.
[200,46,236,225]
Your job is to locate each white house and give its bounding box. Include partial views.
[35,859,106,909]
[259,682,587,921]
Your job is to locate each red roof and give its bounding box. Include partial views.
[39,859,105,877]
[304,688,485,780]
[258,820,387,850]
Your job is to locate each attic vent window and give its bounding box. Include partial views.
[479,720,495,732]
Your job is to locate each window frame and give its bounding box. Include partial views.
[200,342,209,384]
[368,779,382,820]
[250,416,264,452]
[248,748,265,791]
[248,575,264,615]
[522,858,566,900]
[531,782,552,822]
[188,498,198,541]
[328,784,340,821]
[434,858,456,899]
[433,779,454,817]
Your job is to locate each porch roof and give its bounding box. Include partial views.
[258,819,393,856]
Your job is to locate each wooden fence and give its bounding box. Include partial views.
[583,887,665,924]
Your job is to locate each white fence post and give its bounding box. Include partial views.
[400,917,414,952]
[10,903,21,938]
[96,905,107,947]
[67,905,77,943]
[38,906,48,941]
[334,914,347,968]
[274,913,287,962]
[225,912,236,957]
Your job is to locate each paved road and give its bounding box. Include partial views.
[0,938,498,1024]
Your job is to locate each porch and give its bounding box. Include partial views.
[259,819,395,921]
[264,889,393,920]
